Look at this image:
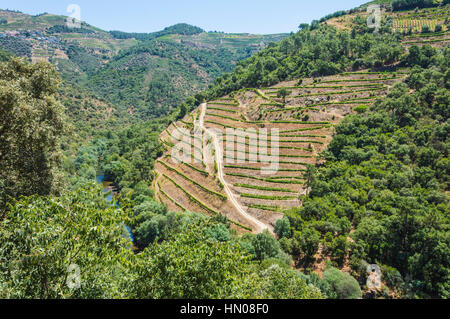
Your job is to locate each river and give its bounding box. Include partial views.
[96,174,117,204]
[96,174,134,244]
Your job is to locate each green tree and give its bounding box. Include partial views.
[277,88,292,104]
[0,48,12,62]
[322,267,362,299]
[241,230,286,262]
[0,184,132,298]
[352,217,388,262]
[274,216,291,239]
[292,227,321,259]
[127,220,322,299]
[205,223,231,242]
[177,102,187,120]
[257,264,323,299]
[421,25,430,33]
[128,221,259,298]
[0,58,65,215]
[298,23,309,30]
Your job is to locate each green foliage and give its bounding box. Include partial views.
[248,204,282,212]
[3,3,449,300]
[207,106,238,113]
[182,162,209,176]
[47,25,94,34]
[127,220,321,298]
[0,58,65,215]
[319,10,348,23]
[202,24,404,100]
[286,46,450,298]
[274,217,291,239]
[0,184,325,299]
[354,104,368,113]
[0,47,12,62]
[133,200,207,248]
[256,264,323,299]
[422,25,431,33]
[0,184,131,298]
[240,230,290,263]
[86,35,278,120]
[292,227,321,259]
[380,264,404,291]
[276,87,292,103]
[99,121,166,189]
[177,102,187,120]
[392,0,437,11]
[205,223,231,242]
[406,45,438,68]
[109,23,204,41]
[225,173,304,184]
[64,43,102,75]
[322,267,362,299]
[0,37,31,57]
[0,186,323,299]
[234,183,297,193]
[240,193,297,200]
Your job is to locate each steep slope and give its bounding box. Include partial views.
[324,1,449,35]
[0,9,288,122]
[87,33,288,120]
[150,3,449,298]
[150,1,450,299]
[154,68,408,232]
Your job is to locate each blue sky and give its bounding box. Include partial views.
[1,0,367,34]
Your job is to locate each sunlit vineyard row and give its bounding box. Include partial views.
[393,18,446,32]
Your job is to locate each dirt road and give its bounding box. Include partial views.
[199,103,271,233]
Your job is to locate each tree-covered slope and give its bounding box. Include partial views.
[282,46,449,298]
[0,9,288,123]
[86,38,261,119]
[151,7,449,298]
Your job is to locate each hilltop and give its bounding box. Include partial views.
[322,0,449,34]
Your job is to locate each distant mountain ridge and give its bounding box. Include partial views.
[0,9,288,123]
[110,23,205,41]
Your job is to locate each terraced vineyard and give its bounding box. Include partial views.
[396,5,450,48]
[325,3,449,38]
[154,69,407,233]
[401,30,450,46]
[393,18,445,32]
[393,4,449,33]
[323,3,450,51]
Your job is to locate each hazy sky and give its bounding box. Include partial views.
[1,0,368,34]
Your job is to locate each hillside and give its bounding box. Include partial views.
[86,33,286,119]
[325,0,449,36]
[150,1,449,298]
[0,0,448,301]
[155,69,408,232]
[0,9,287,122]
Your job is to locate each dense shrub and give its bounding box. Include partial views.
[322,267,362,299]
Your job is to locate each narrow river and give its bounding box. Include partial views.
[96,174,135,244]
[96,174,116,204]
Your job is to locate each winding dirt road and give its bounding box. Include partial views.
[198,103,270,233]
